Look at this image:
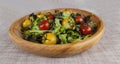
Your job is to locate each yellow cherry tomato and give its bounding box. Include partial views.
[37,14,44,18]
[22,19,32,28]
[42,33,57,44]
[62,18,69,26]
[64,9,71,15]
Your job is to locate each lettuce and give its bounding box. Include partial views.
[58,34,67,44]
[67,30,81,43]
[55,18,61,27]
[52,18,81,44]
[63,12,70,17]
[63,23,71,29]
[82,35,92,40]
[52,18,61,35]
[69,17,75,24]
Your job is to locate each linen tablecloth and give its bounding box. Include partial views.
[0,0,120,64]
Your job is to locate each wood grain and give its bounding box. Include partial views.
[8,8,104,57]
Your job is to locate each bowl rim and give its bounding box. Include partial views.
[9,8,105,46]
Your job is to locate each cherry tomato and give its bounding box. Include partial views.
[22,19,32,28]
[47,13,54,20]
[62,18,74,27]
[75,16,84,22]
[62,18,69,26]
[80,23,92,35]
[63,9,71,15]
[39,20,50,30]
[37,14,44,18]
[42,33,57,44]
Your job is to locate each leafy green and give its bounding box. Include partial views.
[51,17,81,44]
[88,21,97,32]
[63,12,70,17]
[84,15,91,23]
[62,17,75,29]
[59,34,67,44]
[54,12,63,19]
[82,35,91,40]
[58,30,81,44]
[67,30,81,43]
[52,18,61,34]
[59,27,66,33]
[63,23,71,29]
[30,16,35,22]
[69,17,75,24]
[31,18,39,30]
[25,30,45,35]
[70,13,77,18]
[55,18,61,27]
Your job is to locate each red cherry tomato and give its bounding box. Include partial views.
[75,16,84,22]
[39,20,50,30]
[80,23,92,35]
[47,13,54,20]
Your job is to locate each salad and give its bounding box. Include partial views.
[21,9,97,44]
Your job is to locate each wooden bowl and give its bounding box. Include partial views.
[9,8,104,57]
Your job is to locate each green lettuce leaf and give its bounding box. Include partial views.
[52,18,61,34]
[59,34,67,44]
[67,30,81,43]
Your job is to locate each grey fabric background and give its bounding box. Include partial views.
[0,0,120,64]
